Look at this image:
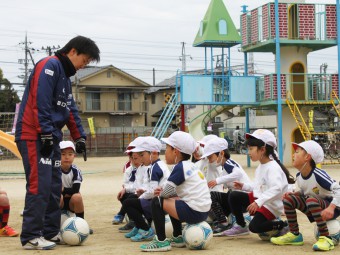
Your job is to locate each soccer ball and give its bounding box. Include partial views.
[227,213,252,227]
[314,219,340,245]
[151,215,173,238]
[60,210,76,229]
[61,217,90,245]
[182,221,213,250]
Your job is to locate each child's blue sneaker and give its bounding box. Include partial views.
[125,227,139,238]
[112,214,124,225]
[130,228,154,242]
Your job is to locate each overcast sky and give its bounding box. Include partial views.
[0,0,337,92]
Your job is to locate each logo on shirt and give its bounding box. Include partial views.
[57,101,67,108]
[45,69,54,76]
[186,170,193,176]
[40,158,52,165]
[197,170,205,180]
[312,186,320,195]
[55,160,61,167]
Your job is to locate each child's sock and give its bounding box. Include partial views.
[76,212,84,219]
[0,205,10,228]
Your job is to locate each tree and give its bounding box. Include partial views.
[0,68,20,112]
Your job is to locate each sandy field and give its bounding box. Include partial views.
[0,154,339,255]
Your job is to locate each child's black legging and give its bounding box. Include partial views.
[229,191,286,233]
[118,193,137,216]
[151,197,182,241]
[123,198,149,231]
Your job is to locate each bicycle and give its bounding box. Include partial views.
[314,135,340,159]
[234,136,247,155]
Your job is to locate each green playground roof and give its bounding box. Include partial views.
[193,0,241,48]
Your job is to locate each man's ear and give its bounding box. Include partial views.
[68,48,77,57]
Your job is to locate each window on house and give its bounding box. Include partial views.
[107,71,111,78]
[118,92,132,111]
[86,89,100,110]
[218,19,227,35]
[151,94,156,104]
[215,117,221,122]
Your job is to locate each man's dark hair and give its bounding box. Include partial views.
[59,35,100,62]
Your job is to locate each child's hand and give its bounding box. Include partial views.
[321,204,336,221]
[247,202,259,215]
[136,189,145,197]
[208,180,217,188]
[282,192,293,199]
[154,187,163,196]
[117,189,125,200]
[233,181,243,190]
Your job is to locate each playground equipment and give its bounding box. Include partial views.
[0,130,21,159]
[152,0,340,165]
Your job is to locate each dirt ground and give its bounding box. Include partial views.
[1,154,339,255]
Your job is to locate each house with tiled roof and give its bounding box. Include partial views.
[70,65,150,130]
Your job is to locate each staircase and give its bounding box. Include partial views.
[151,94,180,139]
[286,91,311,140]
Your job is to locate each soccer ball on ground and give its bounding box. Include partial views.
[314,219,340,245]
[61,217,90,245]
[60,210,76,229]
[182,221,213,250]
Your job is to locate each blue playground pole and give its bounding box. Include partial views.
[242,5,251,167]
[337,0,340,94]
[275,0,283,162]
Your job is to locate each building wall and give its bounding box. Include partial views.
[251,9,259,43]
[326,5,337,39]
[262,4,269,40]
[279,46,309,73]
[332,74,339,95]
[241,13,249,46]
[269,3,288,39]
[298,4,315,39]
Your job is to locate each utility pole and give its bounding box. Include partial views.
[41,45,60,56]
[18,33,35,85]
[249,52,254,74]
[179,42,192,73]
[179,42,192,130]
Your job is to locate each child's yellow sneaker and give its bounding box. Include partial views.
[270,232,304,246]
[312,236,334,251]
[0,225,19,237]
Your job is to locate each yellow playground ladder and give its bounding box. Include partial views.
[331,90,340,117]
[286,91,311,141]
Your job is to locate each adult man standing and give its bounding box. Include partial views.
[233,126,241,148]
[15,36,100,250]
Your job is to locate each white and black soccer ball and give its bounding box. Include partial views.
[61,217,90,245]
[60,210,76,229]
[182,221,213,250]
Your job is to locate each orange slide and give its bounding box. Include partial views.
[0,130,21,159]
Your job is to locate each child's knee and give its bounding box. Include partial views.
[71,193,83,203]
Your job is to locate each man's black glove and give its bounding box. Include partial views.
[75,138,86,154]
[40,133,53,157]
